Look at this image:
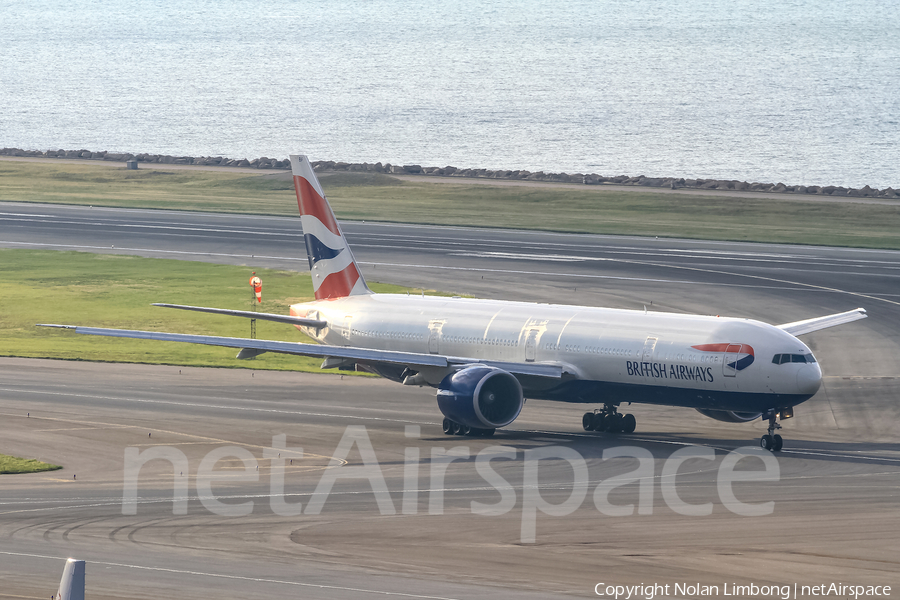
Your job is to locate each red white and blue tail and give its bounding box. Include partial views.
[291,154,371,300]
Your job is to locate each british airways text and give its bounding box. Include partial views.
[626,361,715,383]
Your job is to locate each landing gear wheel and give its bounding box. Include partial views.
[581,404,631,434]
[443,420,497,437]
[761,408,787,451]
[607,413,625,433]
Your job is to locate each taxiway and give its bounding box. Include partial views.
[0,202,898,598]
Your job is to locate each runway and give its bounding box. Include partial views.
[1,202,899,598]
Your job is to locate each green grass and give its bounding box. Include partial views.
[2,160,900,249]
[326,180,900,249]
[0,161,299,213]
[0,249,428,371]
[0,454,62,474]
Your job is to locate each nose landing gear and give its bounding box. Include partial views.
[760,430,783,452]
[759,408,792,451]
[582,404,636,434]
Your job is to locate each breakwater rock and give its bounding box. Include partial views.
[3,147,898,199]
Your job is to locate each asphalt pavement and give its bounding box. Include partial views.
[0,202,898,599]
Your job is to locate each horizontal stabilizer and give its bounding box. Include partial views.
[36,325,564,379]
[776,308,867,336]
[152,303,328,328]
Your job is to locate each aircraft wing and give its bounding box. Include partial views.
[36,325,564,379]
[776,308,867,336]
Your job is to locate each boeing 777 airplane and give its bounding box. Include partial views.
[41,154,868,451]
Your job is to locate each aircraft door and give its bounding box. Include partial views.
[428,320,444,354]
[723,343,743,377]
[341,315,352,344]
[522,320,547,363]
[524,329,539,362]
[641,336,658,361]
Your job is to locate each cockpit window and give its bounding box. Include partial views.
[772,353,817,365]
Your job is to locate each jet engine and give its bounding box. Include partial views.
[695,408,762,423]
[436,366,524,429]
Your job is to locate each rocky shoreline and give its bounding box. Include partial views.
[3,147,898,199]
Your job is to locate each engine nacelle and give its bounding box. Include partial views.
[436,366,524,429]
[695,408,762,423]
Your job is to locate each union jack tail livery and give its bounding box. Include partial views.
[291,154,371,300]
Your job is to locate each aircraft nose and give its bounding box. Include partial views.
[797,363,822,395]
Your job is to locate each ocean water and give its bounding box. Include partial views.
[2,0,898,188]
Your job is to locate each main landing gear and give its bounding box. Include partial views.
[759,407,793,452]
[442,418,496,437]
[582,404,636,434]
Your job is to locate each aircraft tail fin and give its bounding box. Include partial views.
[290,154,371,300]
[56,558,85,600]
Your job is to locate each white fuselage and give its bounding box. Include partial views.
[291,294,822,413]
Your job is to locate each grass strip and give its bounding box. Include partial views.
[0,249,429,372]
[0,454,62,474]
[1,161,899,249]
